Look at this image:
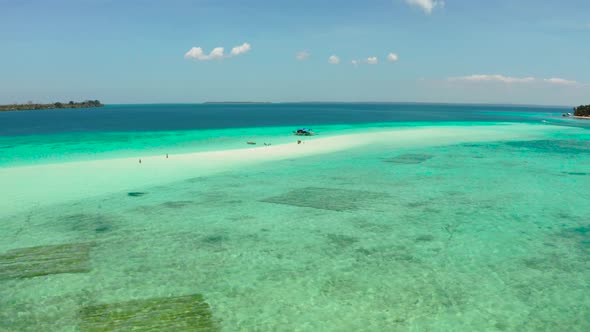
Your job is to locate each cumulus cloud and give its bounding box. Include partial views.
[184,42,251,61]
[296,51,310,61]
[448,74,580,86]
[448,74,535,83]
[405,0,445,15]
[231,42,251,56]
[184,47,225,61]
[351,57,379,65]
[328,55,340,64]
[208,47,225,59]
[543,78,577,85]
[387,53,399,62]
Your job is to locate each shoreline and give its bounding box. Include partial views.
[573,116,590,120]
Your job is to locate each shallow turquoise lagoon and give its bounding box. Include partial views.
[1,118,589,331]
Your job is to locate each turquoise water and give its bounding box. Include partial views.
[1,104,590,331]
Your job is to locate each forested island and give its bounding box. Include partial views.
[0,100,103,112]
[574,105,590,117]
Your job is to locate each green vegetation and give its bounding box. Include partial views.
[574,105,590,117]
[79,294,219,331]
[0,100,103,112]
[0,242,93,279]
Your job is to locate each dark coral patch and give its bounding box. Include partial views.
[261,187,387,212]
[562,172,590,176]
[383,154,434,164]
[325,234,359,248]
[415,235,435,242]
[506,140,590,154]
[62,213,115,235]
[161,201,193,209]
[558,225,590,247]
[203,235,226,244]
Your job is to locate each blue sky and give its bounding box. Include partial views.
[1,0,589,105]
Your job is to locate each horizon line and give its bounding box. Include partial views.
[100,101,574,108]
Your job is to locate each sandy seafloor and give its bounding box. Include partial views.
[1,121,590,331]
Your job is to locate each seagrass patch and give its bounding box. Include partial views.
[261,187,386,211]
[79,294,218,332]
[0,242,93,279]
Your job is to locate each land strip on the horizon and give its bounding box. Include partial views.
[203,101,272,104]
[0,100,104,112]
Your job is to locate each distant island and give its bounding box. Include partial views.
[203,101,272,104]
[573,105,590,118]
[0,100,104,112]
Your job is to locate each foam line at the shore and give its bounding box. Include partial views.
[0,124,561,216]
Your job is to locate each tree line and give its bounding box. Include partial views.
[0,100,104,111]
[574,105,590,117]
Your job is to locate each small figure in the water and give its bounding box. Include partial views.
[139,159,142,164]
[166,153,169,158]
[297,140,301,144]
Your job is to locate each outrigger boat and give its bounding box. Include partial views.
[293,128,316,136]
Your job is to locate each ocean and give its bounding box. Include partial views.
[1,103,589,331]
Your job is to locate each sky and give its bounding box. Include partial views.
[1,0,589,105]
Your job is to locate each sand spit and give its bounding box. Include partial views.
[0,124,560,215]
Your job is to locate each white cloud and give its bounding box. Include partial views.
[448,74,580,86]
[449,74,535,83]
[367,57,378,65]
[208,47,225,60]
[231,42,251,56]
[351,57,379,65]
[184,47,225,61]
[328,55,340,64]
[405,0,445,15]
[296,51,310,61]
[387,53,399,62]
[184,42,251,61]
[543,78,577,85]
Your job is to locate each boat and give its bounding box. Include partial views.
[293,128,316,136]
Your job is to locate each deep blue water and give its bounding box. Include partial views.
[0,103,572,136]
